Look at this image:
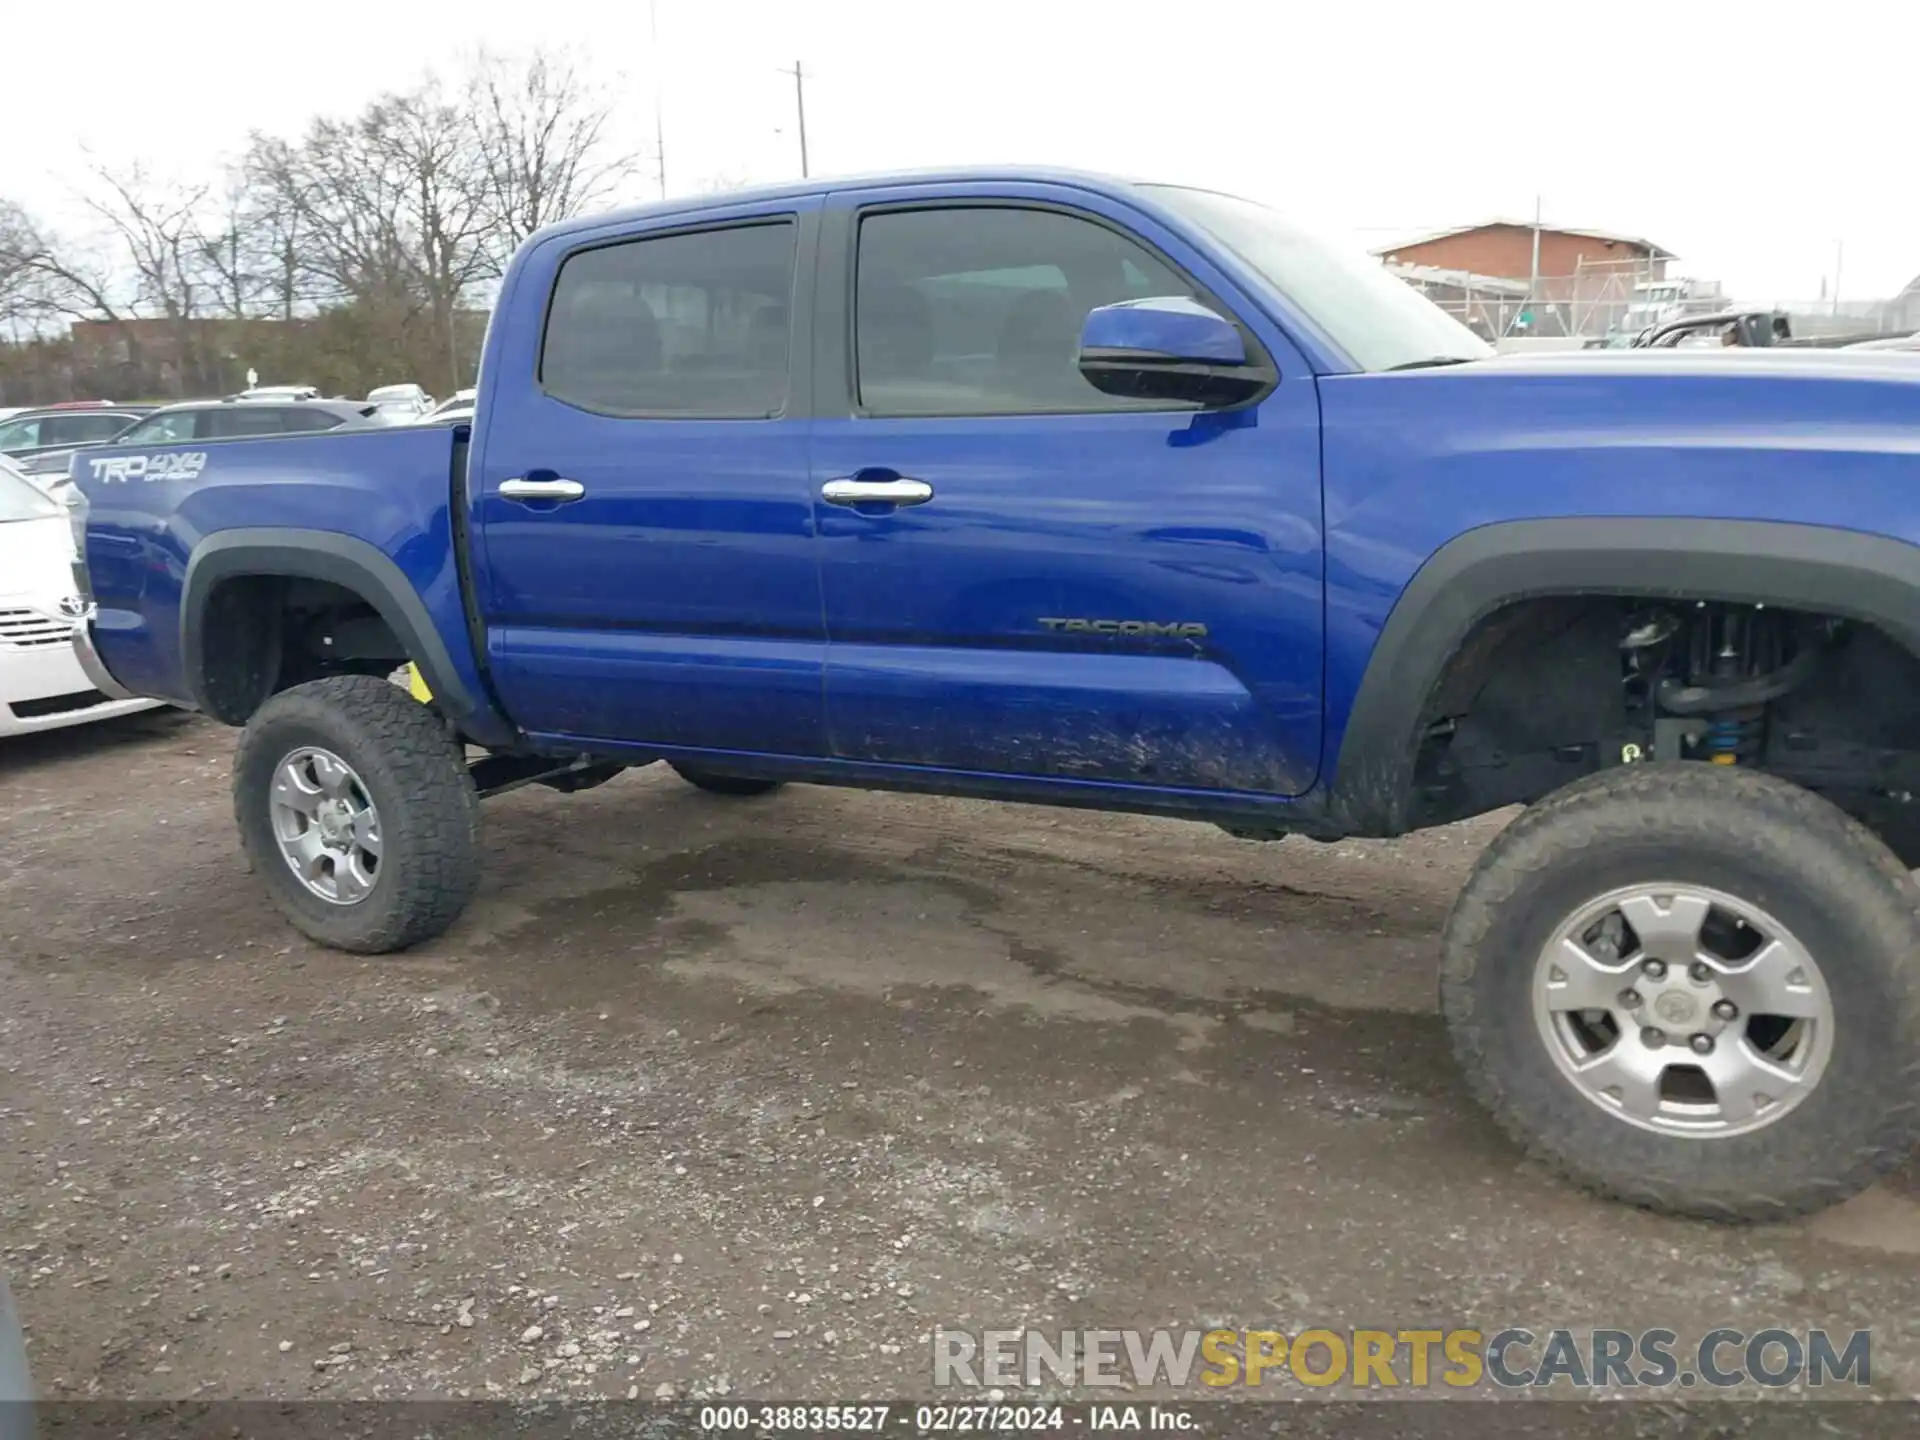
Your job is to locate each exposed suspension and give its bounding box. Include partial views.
[1622,603,1829,766]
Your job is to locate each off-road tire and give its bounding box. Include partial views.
[1441,762,1920,1221]
[234,676,481,954]
[670,763,784,798]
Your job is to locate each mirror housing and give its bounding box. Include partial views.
[1077,296,1269,408]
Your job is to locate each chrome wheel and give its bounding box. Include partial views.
[269,746,382,906]
[1533,883,1833,1137]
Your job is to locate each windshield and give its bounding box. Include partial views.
[1144,185,1492,372]
[0,460,60,523]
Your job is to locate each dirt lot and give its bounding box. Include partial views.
[5,710,1920,1408]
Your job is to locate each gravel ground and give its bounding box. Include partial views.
[4,710,1920,1410]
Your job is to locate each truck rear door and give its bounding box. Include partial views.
[806,182,1324,796]
[468,196,826,757]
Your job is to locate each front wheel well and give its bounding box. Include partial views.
[1403,593,1920,861]
[196,573,412,725]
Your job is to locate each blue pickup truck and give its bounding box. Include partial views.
[67,168,1920,1220]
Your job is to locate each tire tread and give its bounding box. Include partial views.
[1441,763,1920,1221]
[233,676,481,954]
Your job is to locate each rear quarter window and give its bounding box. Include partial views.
[286,409,349,432]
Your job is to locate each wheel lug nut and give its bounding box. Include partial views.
[1641,959,1667,980]
[1641,1027,1666,1048]
[1712,999,1738,1021]
[1619,989,1642,1009]
[1689,961,1712,984]
[1690,1033,1715,1055]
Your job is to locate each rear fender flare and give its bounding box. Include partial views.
[180,528,517,747]
[1328,518,1920,835]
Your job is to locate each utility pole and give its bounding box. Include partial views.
[1528,194,1542,319]
[649,0,667,198]
[778,60,810,177]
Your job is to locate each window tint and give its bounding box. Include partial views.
[120,411,199,444]
[543,220,796,419]
[855,207,1202,417]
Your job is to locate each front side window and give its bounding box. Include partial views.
[854,206,1203,417]
[120,411,199,444]
[542,220,797,419]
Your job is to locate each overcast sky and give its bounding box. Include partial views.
[9,0,1916,303]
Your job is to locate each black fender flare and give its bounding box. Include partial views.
[1327,517,1920,835]
[180,528,518,748]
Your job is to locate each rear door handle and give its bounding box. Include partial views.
[499,477,586,502]
[821,477,934,507]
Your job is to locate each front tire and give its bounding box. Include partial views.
[233,676,481,954]
[670,763,784,798]
[1441,763,1920,1220]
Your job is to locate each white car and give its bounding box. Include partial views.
[420,388,476,426]
[0,458,163,738]
[366,383,435,422]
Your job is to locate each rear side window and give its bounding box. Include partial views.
[855,206,1200,417]
[542,220,796,419]
[206,407,290,439]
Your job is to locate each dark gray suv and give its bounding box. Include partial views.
[13,398,383,488]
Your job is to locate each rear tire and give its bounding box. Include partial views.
[233,676,481,954]
[670,763,784,798]
[1441,762,1920,1220]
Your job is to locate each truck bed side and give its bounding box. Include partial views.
[73,425,514,746]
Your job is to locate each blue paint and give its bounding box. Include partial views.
[75,426,499,728]
[1080,296,1247,366]
[72,165,1920,834]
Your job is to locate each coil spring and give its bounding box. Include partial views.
[1706,714,1762,765]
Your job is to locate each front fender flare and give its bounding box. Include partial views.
[181,528,518,748]
[1328,517,1920,835]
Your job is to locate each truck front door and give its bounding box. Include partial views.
[470,198,826,757]
[808,185,1324,796]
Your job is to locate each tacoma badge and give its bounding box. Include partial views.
[1039,617,1209,638]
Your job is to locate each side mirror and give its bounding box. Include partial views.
[1077,296,1268,408]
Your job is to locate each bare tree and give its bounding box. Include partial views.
[0,188,155,391]
[0,199,48,334]
[238,135,323,322]
[2,49,655,399]
[471,46,638,271]
[82,163,209,321]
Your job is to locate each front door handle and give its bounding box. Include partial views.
[500,477,586,503]
[821,477,934,507]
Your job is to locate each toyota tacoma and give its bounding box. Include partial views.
[67,168,1920,1220]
